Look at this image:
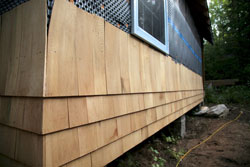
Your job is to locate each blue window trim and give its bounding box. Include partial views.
[131,0,169,54]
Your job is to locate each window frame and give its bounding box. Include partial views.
[131,0,169,54]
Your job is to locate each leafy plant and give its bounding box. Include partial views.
[165,147,185,161]
[161,133,179,145]
[205,0,250,85]
[150,147,166,167]
[205,85,250,104]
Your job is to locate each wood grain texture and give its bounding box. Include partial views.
[113,95,128,116]
[71,98,203,167]
[44,128,80,166]
[45,91,203,134]
[15,130,43,166]
[0,154,26,167]
[46,0,78,96]
[42,98,69,134]
[0,91,203,135]
[146,108,157,125]
[128,36,143,93]
[0,0,204,97]
[45,0,204,96]
[22,98,43,133]
[0,96,203,167]
[0,125,16,159]
[62,154,91,167]
[76,10,106,95]
[0,0,46,96]
[91,139,123,167]
[0,1,205,167]
[105,22,122,94]
[122,129,142,153]
[100,118,119,146]
[78,123,101,156]
[68,97,88,128]
[40,95,203,166]
[46,0,106,96]
[130,111,147,131]
[117,114,131,138]
[0,97,43,134]
[0,97,24,128]
[119,31,131,93]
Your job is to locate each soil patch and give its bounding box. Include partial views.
[107,104,250,167]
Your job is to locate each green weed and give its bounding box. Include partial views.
[150,147,166,167]
[165,147,185,161]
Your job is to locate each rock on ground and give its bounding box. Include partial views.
[194,104,229,117]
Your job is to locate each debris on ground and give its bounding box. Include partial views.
[193,106,209,116]
[194,104,229,117]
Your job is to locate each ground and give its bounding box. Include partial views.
[107,104,250,167]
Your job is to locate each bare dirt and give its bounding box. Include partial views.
[108,104,250,167]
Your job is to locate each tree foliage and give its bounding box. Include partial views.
[204,0,250,84]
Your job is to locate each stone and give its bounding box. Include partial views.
[193,106,209,116]
[193,104,229,118]
[206,104,229,117]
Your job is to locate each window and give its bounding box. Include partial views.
[132,0,169,53]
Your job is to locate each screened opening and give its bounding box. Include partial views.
[132,0,169,54]
[138,0,165,44]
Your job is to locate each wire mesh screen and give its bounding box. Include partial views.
[0,0,54,28]
[73,0,131,33]
[138,0,166,44]
[0,0,29,15]
[47,0,54,27]
[168,0,202,75]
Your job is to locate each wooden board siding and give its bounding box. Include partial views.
[0,0,46,97]
[0,97,43,134]
[0,96,203,167]
[0,0,205,166]
[46,0,107,96]
[0,91,203,134]
[45,0,203,97]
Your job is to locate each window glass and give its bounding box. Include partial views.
[132,0,168,53]
[138,0,165,44]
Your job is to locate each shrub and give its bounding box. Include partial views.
[205,85,250,104]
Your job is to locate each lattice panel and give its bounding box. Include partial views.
[73,0,131,33]
[0,0,29,15]
[47,0,54,27]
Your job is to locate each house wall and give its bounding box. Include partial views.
[0,0,204,166]
[177,0,202,47]
[0,0,46,97]
[168,0,202,75]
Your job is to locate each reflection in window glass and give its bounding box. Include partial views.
[138,0,165,44]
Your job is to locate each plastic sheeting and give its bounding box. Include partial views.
[168,0,202,75]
